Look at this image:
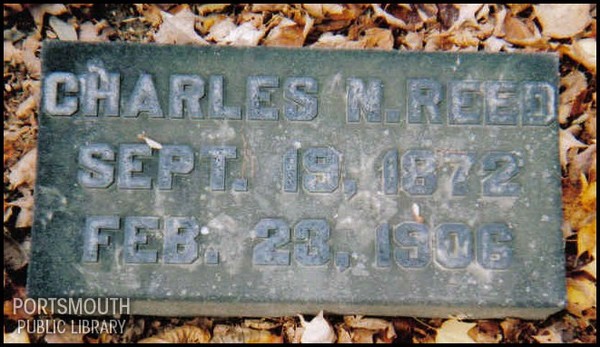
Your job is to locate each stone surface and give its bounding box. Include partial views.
[28,41,565,318]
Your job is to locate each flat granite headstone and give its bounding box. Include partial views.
[28,41,565,319]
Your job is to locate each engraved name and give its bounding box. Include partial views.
[43,60,556,125]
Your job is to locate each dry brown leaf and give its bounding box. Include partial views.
[15,95,37,120]
[350,328,377,343]
[449,4,483,30]
[206,17,237,42]
[3,328,30,343]
[435,319,476,343]
[581,259,596,279]
[154,6,208,45]
[571,38,597,74]
[311,32,365,49]
[580,178,596,212]
[343,315,396,341]
[559,70,588,124]
[483,36,510,52]
[371,4,409,29]
[263,17,304,47]
[251,4,289,13]
[139,325,211,343]
[197,4,229,16]
[8,189,34,228]
[361,28,394,50]
[3,40,23,64]
[49,16,77,41]
[303,4,324,19]
[535,4,592,39]
[335,324,352,343]
[137,4,162,27]
[449,28,479,48]
[4,233,29,270]
[566,276,597,317]
[492,6,507,37]
[533,326,563,343]
[28,4,68,31]
[221,22,265,46]
[283,318,303,343]
[559,129,588,170]
[22,34,41,79]
[242,318,281,330]
[467,320,502,343]
[210,325,282,343]
[403,31,423,50]
[8,148,37,190]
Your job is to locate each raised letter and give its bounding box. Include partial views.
[522,82,555,125]
[82,216,119,262]
[78,144,115,188]
[449,81,482,124]
[169,75,205,118]
[43,72,79,116]
[118,144,152,189]
[209,75,241,119]
[201,146,236,191]
[163,217,200,264]
[284,77,318,121]
[407,79,442,124]
[247,76,279,120]
[124,216,159,263]
[125,74,163,118]
[81,63,120,117]
[346,78,382,123]
[485,81,519,125]
[158,145,194,190]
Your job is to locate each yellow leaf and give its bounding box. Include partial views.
[435,319,476,343]
[577,218,596,258]
[582,259,596,279]
[566,276,596,317]
[580,180,596,212]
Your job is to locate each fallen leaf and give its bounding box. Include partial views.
[350,328,377,343]
[311,32,365,49]
[361,28,394,50]
[581,259,596,279]
[3,41,23,64]
[371,4,409,29]
[242,318,281,330]
[28,4,68,32]
[335,324,352,343]
[49,16,77,41]
[136,4,162,27]
[8,148,37,190]
[8,189,34,228]
[533,326,563,343]
[263,17,305,47]
[580,179,596,212]
[559,70,588,124]
[283,318,303,343]
[154,6,208,45]
[483,36,510,52]
[139,325,211,343]
[221,22,265,46]
[403,31,423,50]
[571,38,596,74]
[3,328,30,343]
[534,4,592,39]
[206,17,237,42]
[435,319,476,343]
[15,95,37,120]
[468,320,502,343]
[197,4,229,16]
[343,315,396,341]
[559,129,588,170]
[566,276,596,317]
[449,4,483,30]
[22,34,41,79]
[299,311,336,343]
[210,325,282,343]
[4,233,28,270]
[251,4,289,13]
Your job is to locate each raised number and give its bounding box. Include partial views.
[393,222,431,268]
[294,219,330,265]
[252,219,290,265]
[444,152,475,196]
[481,152,521,196]
[302,147,340,193]
[382,149,398,195]
[477,223,513,269]
[401,149,437,195]
[435,223,473,269]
